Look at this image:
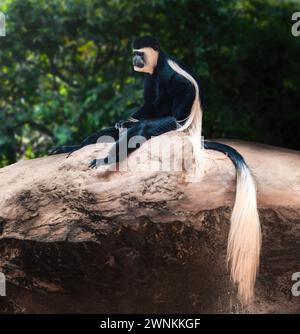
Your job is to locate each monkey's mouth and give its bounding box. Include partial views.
[133,56,145,68]
[133,63,144,68]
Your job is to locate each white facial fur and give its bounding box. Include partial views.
[133,47,159,74]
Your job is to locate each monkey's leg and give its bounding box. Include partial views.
[89,117,177,168]
[50,127,120,155]
[49,145,82,155]
[81,127,120,146]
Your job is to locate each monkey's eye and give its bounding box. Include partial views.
[133,51,144,57]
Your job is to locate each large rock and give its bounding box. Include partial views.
[0,132,299,313]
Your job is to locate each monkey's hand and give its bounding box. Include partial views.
[114,117,139,130]
[89,159,98,169]
[89,157,109,169]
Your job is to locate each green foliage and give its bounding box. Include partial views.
[0,0,299,166]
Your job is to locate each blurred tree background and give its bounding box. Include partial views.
[0,0,299,167]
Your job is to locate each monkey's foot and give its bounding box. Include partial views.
[49,145,81,155]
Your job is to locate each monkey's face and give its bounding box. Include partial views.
[132,47,158,74]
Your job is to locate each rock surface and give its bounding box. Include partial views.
[0,132,299,313]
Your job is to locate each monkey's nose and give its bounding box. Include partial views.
[133,56,144,68]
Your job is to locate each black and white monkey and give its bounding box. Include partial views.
[51,36,261,304]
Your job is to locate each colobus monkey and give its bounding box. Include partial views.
[51,36,261,305]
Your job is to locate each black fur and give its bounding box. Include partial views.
[132,36,160,51]
[50,45,204,166]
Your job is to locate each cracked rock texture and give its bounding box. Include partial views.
[0,132,299,313]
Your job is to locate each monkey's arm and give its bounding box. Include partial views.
[116,75,157,128]
[114,102,155,129]
[130,102,156,120]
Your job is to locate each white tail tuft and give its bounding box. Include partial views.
[167,59,204,174]
[167,58,261,304]
[228,164,261,304]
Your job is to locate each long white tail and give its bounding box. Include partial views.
[204,141,261,304]
[228,163,261,304]
[167,59,204,172]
